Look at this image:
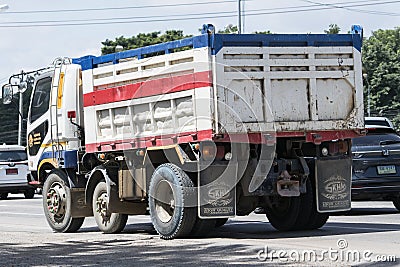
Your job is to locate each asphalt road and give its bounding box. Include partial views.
[0,194,399,266]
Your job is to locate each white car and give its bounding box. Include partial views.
[0,144,35,199]
[365,116,395,129]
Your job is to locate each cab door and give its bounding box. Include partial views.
[26,73,53,172]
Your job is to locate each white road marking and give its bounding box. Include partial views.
[324,225,400,231]
[0,211,43,216]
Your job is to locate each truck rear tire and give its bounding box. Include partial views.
[265,195,301,231]
[0,193,8,200]
[42,171,84,233]
[191,217,216,237]
[306,178,329,230]
[149,163,196,239]
[292,179,314,230]
[92,182,128,234]
[307,211,329,230]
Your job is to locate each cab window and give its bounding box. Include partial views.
[30,77,52,123]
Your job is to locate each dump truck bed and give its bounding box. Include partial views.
[74,31,363,152]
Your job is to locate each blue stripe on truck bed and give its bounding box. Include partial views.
[74,30,362,71]
[73,34,210,71]
[212,33,362,54]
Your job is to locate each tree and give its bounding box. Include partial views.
[253,30,272,34]
[218,24,238,34]
[324,24,341,34]
[101,30,192,55]
[362,27,400,129]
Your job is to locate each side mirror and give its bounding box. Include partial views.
[2,84,13,105]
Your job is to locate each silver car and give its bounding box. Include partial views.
[0,145,35,199]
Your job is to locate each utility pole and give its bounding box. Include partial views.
[18,88,23,145]
[238,0,242,34]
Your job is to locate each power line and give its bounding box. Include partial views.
[0,0,240,15]
[0,0,387,25]
[0,9,241,24]
[0,0,399,28]
[299,0,400,16]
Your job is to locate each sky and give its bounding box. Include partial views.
[1,0,400,85]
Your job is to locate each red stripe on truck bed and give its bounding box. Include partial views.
[85,129,362,153]
[85,129,214,153]
[83,71,212,107]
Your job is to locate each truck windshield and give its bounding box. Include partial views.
[30,76,52,123]
[0,150,27,162]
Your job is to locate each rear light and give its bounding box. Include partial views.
[215,146,225,160]
[338,140,349,153]
[67,111,76,119]
[326,140,349,156]
[201,142,216,161]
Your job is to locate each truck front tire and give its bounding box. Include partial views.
[148,163,196,239]
[92,182,128,234]
[42,171,84,233]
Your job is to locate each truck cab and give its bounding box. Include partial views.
[26,59,83,182]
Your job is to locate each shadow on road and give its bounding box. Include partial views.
[0,238,266,266]
[1,206,399,266]
[213,220,400,240]
[77,207,400,241]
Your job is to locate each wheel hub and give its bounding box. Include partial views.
[155,180,175,223]
[46,184,66,216]
[95,192,110,220]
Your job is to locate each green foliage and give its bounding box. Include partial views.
[101,30,192,55]
[217,24,272,34]
[218,24,238,34]
[253,30,272,34]
[324,24,341,34]
[362,27,400,129]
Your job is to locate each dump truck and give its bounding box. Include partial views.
[2,24,364,239]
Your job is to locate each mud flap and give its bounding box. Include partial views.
[198,163,237,218]
[70,188,93,217]
[315,158,352,213]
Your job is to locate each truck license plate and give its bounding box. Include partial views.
[377,165,396,175]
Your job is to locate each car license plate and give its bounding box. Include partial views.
[6,168,18,175]
[377,165,396,175]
